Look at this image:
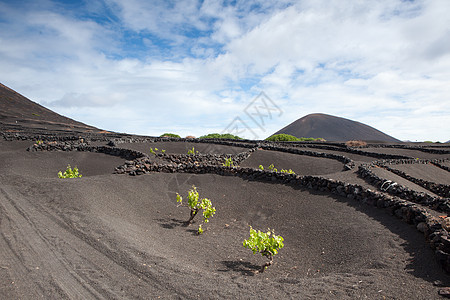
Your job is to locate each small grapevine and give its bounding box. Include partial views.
[150,147,166,155]
[58,165,82,179]
[222,157,234,167]
[176,185,216,234]
[280,169,295,174]
[268,164,277,172]
[187,147,199,155]
[262,164,295,174]
[243,226,284,273]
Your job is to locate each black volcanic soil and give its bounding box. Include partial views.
[369,167,440,197]
[1,139,450,299]
[302,146,377,162]
[360,147,450,160]
[239,149,345,175]
[388,163,450,186]
[119,141,249,156]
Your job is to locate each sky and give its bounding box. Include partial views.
[0,0,449,141]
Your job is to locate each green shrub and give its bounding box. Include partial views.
[265,134,324,142]
[243,227,284,273]
[58,165,82,179]
[268,163,277,172]
[176,185,216,234]
[187,147,199,155]
[222,157,234,167]
[199,133,243,140]
[265,134,300,142]
[160,133,181,138]
[260,164,295,174]
[150,147,166,155]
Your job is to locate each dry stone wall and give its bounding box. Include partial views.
[357,163,450,214]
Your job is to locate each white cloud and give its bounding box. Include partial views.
[0,0,449,140]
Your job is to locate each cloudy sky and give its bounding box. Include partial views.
[1,0,449,141]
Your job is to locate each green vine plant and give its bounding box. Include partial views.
[261,164,295,174]
[187,147,199,155]
[222,157,234,167]
[176,185,216,234]
[268,164,277,172]
[58,165,82,179]
[243,227,284,273]
[150,147,166,155]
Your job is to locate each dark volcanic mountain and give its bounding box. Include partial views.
[0,83,100,133]
[272,113,400,142]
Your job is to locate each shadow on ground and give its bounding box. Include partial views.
[219,260,260,276]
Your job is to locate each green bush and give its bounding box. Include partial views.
[58,165,82,179]
[268,163,277,172]
[187,147,199,155]
[222,157,234,167]
[160,133,181,138]
[298,137,316,141]
[150,147,166,155]
[263,163,295,174]
[265,134,324,142]
[265,134,299,142]
[176,185,216,234]
[199,133,243,140]
[243,227,284,273]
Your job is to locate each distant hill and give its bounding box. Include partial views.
[0,83,100,133]
[272,113,400,142]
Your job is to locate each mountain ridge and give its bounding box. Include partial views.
[272,113,400,142]
[0,82,100,133]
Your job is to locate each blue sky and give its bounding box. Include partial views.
[1,0,449,141]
